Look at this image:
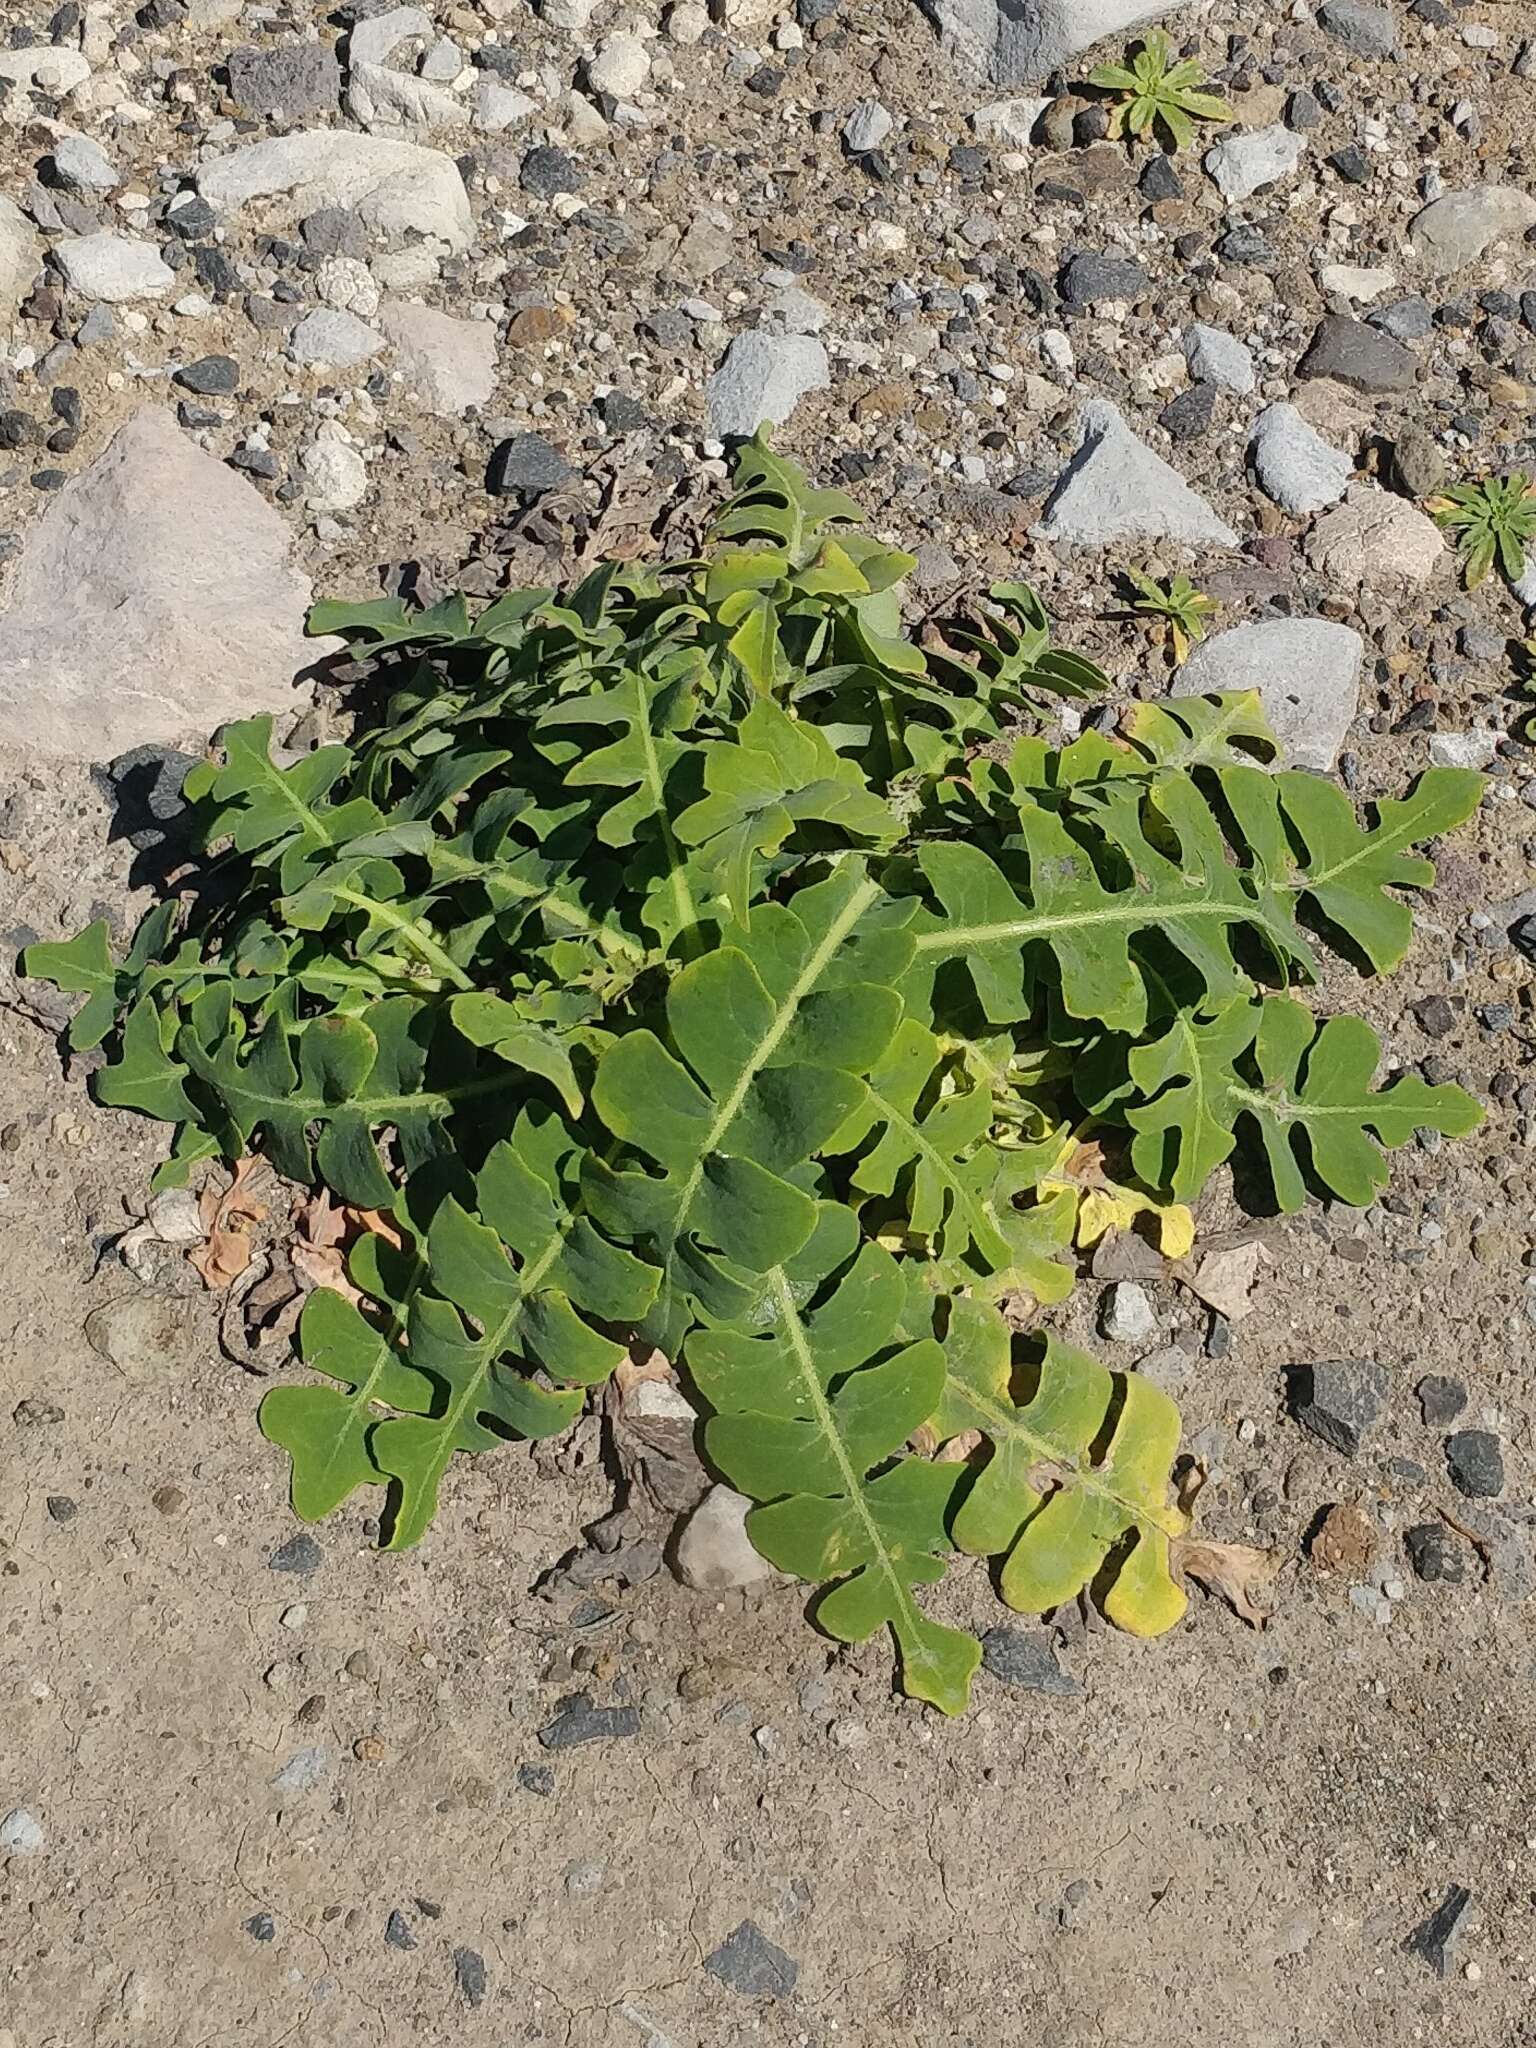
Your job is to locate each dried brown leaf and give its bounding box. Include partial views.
[1173,1536,1283,1629]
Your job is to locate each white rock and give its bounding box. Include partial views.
[316,255,380,316]
[675,1485,776,1592]
[1430,730,1500,769]
[198,130,472,252]
[1514,556,1536,610]
[971,95,1050,145]
[0,46,91,96]
[541,0,596,28]
[377,298,496,414]
[1174,619,1363,771]
[1305,484,1445,590]
[0,195,42,319]
[301,437,368,512]
[1183,322,1254,395]
[421,36,464,81]
[288,307,385,368]
[53,231,174,302]
[1408,185,1536,275]
[1249,401,1351,516]
[349,5,433,70]
[843,99,893,153]
[667,0,710,42]
[1101,1281,1158,1346]
[587,33,651,98]
[924,0,1174,84]
[0,407,321,757]
[706,331,830,438]
[762,284,831,335]
[475,79,535,131]
[1033,397,1237,548]
[0,1808,44,1855]
[348,62,468,130]
[371,243,443,293]
[1318,263,1396,304]
[52,131,119,192]
[565,89,610,145]
[1204,124,1306,205]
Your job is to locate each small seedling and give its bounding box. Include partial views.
[1120,567,1219,664]
[1088,32,1229,152]
[1429,472,1536,589]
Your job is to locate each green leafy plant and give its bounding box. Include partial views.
[1087,32,1229,151]
[1119,567,1219,664]
[26,436,1483,1714]
[1429,471,1536,589]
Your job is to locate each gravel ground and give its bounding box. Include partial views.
[3,0,1536,2042]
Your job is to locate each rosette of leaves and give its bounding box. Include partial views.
[26,435,1483,1713]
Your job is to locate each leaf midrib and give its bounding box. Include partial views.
[664,877,882,1259]
[769,1265,929,1646]
[943,1370,1184,1541]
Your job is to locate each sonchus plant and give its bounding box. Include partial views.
[27,438,1483,1713]
[1087,31,1229,152]
[1429,471,1536,590]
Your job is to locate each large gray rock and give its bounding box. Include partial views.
[0,195,42,321]
[226,41,341,120]
[1204,125,1305,205]
[197,129,471,251]
[51,133,120,193]
[1408,186,1536,276]
[706,331,830,438]
[1249,402,1352,516]
[1298,313,1416,395]
[1306,485,1445,592]
[1033,398,1237,548]
[920,0,1172,84]
[1184,323,1255,395]
[1317,0,1397,58]
[675,1484,776,1591]
[0,408,319,757]
[53,232,174,303]
[288,307,384,367]
[377,299,496,414]
[1174,619,1363,771]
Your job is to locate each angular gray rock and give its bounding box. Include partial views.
[1174,619,1363,771]
[1298,313,1416,395]
[1204,125,1305,205]
[1317,0,1396,58]
[1306,485,1445,591]
[1293,1360,1388,1456]
[675,1485,776,1591]
[1408,186,1536,276]
[706,331,830,438]
[288,307,385,368]
[51,133,119,192]
[197,130,472,251]
[53,233,174,303]
[227,41,341,120]
[921,0,1172,83]
[0,408,320,756]
[377,300,495,414]
[0,195,42,319]
[971,95,1051,145]
[1184,323,1255,395]
[1249,402,1351,516]
[1033,398,1237,548]
[842,99,893,153]
[0,1808,45,1856]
